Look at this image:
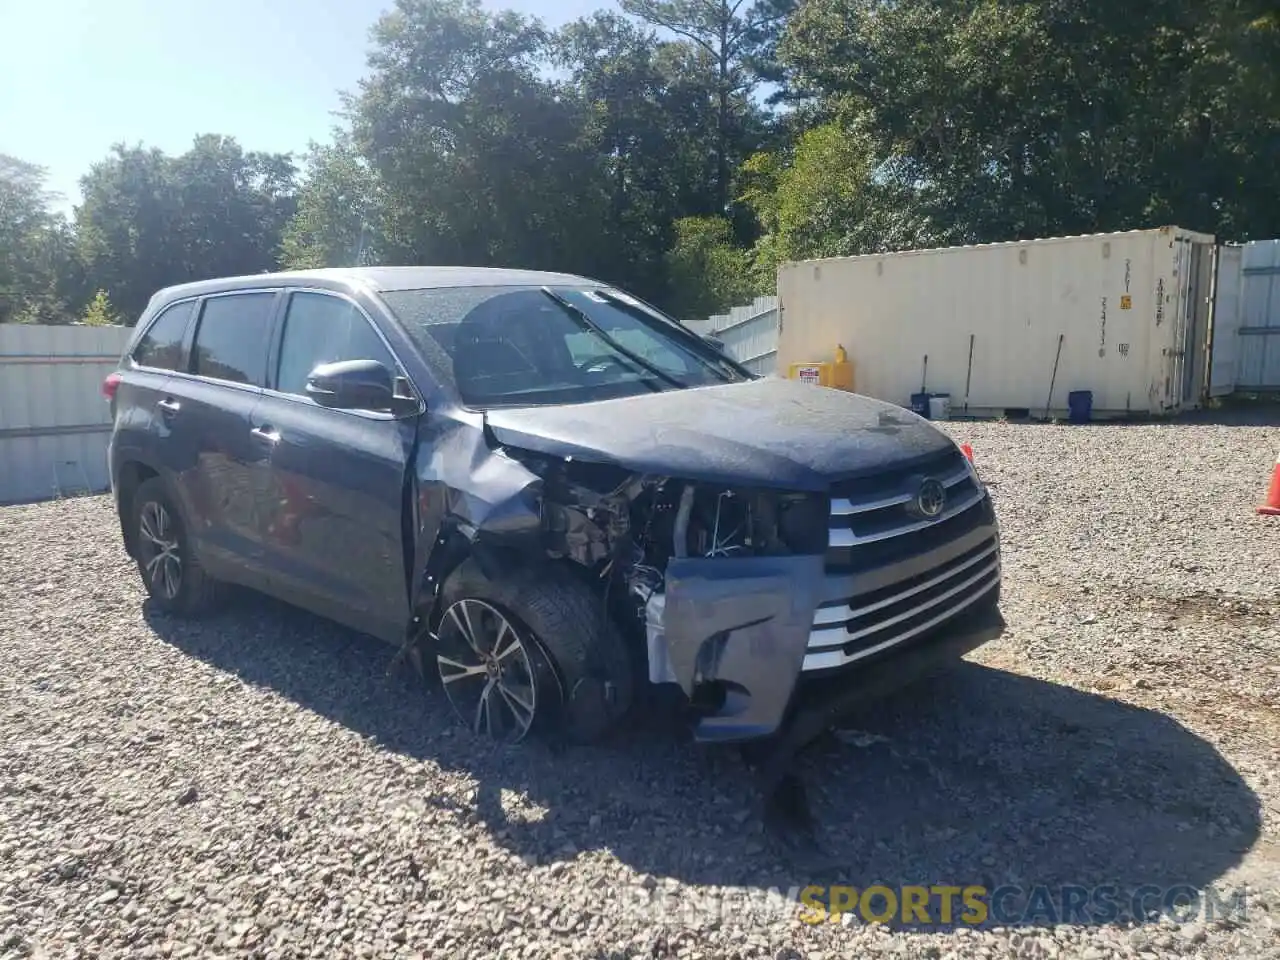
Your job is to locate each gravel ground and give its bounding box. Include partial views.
[3,412,1280,959]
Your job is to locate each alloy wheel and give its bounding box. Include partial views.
[138,500,182,600]
[435,599,554,743]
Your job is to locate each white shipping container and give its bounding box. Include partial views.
[776,227,1218,417]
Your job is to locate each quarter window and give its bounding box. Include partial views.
[190,293,276,386]
[275,292,398,398]
[132,300,194,371]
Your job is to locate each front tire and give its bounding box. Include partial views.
[436,560,634,745]
[130,477,221,616]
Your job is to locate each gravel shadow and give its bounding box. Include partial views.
[142,592,1262,932]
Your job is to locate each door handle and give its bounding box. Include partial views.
[157,397,180,419]
[250,425,281,445]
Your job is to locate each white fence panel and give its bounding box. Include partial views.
[702,296,780,375]
[0,324,132,504]
[1238,239,1280,391]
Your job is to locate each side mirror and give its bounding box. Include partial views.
[702,333,727,353]
[306,358,397,412]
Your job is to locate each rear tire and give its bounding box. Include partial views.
[438,560,634,744]
[130,477,221,616]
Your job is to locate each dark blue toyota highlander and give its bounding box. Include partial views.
[105,267,1003,761]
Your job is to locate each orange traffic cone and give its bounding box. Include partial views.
[1259,452,1280,516]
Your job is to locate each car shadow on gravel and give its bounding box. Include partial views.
[143,593,1262,933]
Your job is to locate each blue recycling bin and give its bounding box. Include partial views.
[1068,390,1093,424]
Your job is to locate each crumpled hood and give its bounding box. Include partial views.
[483,378,956,491]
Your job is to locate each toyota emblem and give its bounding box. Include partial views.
[915,478,947,518]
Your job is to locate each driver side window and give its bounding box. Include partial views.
[275,292,398,398]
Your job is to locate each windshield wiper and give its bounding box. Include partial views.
[593,289,748,382]
[538,287,686,390]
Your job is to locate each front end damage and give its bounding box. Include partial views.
[416,427,997,736]
[407,414,1003,841]
[528,452,1002,750]
[531,457,840,738]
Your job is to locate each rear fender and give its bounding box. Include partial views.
[112,454,170,559]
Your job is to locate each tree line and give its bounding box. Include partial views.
[2,0,1276,328]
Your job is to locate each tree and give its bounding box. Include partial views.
[346,0,616,275]
[6,0,1276,332]
[80,289,121,326]
[0,155,76,324]
[664,215,756,320]
[553,12,736,300]
[741,120,946,283]
[619,0,787,213]
[77,137,297,318]
[281,137,383,269]
[780,0,1280,243]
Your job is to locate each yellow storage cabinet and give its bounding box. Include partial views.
[787,345,855,391]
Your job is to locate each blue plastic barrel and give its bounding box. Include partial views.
[910,392,931,418]
[1068,390,1093,424]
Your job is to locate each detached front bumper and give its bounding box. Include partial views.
[766,588,1004,757]
[655,459,1002,745]
[660,547,1004,746]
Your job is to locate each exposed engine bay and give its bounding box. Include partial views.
[500,447,830,718]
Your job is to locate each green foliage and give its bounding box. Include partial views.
[76,136,297,319]
[741,120,946,281]
[781,0,1280,243]
[280,138,381,269]
[1,0,1278,329]
[0,155,78,324]
[665,215,757,320]
[80,289,120,326]
[346,0,617,276]
[618,0,787,211]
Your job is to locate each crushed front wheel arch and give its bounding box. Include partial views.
[439,559,634,744]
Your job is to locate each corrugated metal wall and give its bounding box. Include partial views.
[701,296,780,375]
[1238,239,1280,391]
[0,324,131,504]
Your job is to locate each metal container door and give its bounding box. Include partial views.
[1208,245,1243,397]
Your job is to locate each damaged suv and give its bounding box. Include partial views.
[106,267,1004,752]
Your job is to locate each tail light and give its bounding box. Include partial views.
[102,372,122,402]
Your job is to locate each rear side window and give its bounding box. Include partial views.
[132,301,194,370]
[275,292,398,397]
[190,293,276,386]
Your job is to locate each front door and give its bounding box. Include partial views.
[252,289,417,643]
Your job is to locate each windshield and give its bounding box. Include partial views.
[378,284,752,408]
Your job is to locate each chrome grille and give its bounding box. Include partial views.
[803,447,999,672]
[828,454,984,549]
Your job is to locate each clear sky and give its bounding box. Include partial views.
[0,0,608,214]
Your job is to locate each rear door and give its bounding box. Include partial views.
[112,298,198,475]
[251,289,419,642]
[163,290,280,581]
